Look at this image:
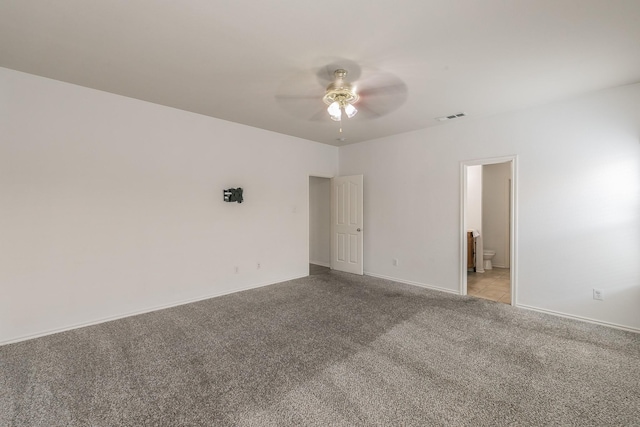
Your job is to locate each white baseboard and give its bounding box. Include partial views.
[517,303,639,334]
[0,274,307,346]
[309,261,330,268]
[8,275,635,346]
[363,274,638,333]
[365,271,459,295]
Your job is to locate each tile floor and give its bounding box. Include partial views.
[467,267,511,304]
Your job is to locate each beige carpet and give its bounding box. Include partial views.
[1,272,638,426]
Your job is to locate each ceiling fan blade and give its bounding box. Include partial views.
[352,71,408,118]
[357,82,407,98]
[315,58,362,85]
[309,109,328,122]
[355,93,407,118]
[276,99,325,120]
[353,103,383,119]
[275,94,318,100]
[275,67,325,119]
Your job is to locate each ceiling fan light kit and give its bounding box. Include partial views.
[323,69,359,122]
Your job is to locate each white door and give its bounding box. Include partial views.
[331,175,363,275]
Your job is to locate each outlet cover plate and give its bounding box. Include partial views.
[593,288,604,301]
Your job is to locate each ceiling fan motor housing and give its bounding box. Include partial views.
[323,69,359,106]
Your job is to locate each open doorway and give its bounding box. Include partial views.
[461,156,517,305]
[308,174,364,276]
[309,176,331,275]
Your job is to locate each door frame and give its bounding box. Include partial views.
[460,155,518,305]
[307,174,333,271]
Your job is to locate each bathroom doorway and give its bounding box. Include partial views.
[460,156,517,305]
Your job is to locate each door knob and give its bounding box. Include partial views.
[357,228,361,232]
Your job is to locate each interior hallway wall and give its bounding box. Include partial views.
[482,162,511,268]
[466,165,483,271]
[309,176,331,266]
[466,166,483,233]
[0,67,338,344]
[339,83,640,331]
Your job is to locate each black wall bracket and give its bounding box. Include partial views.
[223,188,243,203]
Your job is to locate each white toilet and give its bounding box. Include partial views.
[483,250,496,270]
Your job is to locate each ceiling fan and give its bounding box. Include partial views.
[276,60,408,127]
[322,69,359,122]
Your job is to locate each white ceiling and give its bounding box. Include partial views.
[1,0,639,146]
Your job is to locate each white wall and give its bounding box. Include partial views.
[339,83,640,331]
[2,67,639,342]
[0,67,338,344]
[466,166,483,233]
[309,176,331,266]
[482,162,511,268]
[466,165,483,270]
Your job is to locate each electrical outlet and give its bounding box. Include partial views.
[235,266,239,274]
[257,262,261,269]
[392,259,398,267]
[593,288,604,301]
